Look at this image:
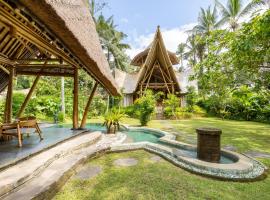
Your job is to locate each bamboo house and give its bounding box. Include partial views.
[115,26,197,107]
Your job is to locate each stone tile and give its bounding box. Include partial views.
[113,158,138,167]
[150,155,162,163]
[74,165,102,180]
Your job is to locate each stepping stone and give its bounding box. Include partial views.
[244,151,270,158]
[150,155,162,162]
[74,165,102,180]
[223,145,237,152]
[113,158,138,167]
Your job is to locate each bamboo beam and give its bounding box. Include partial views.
[80,82,98,129]
[73,67,79,129]
[4,66,14,123]
[0,53,16,66]
[16,71,74,77]
[16,75,40,118]
[15,64,72,69]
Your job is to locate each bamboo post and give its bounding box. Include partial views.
[72,67,79,129]
[17,75,40,118]
[4,66,14,123]
[79,82,98,129]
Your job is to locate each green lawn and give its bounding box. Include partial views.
[55,117,270,200]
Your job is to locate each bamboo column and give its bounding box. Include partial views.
[72,67,79,129]
[80,82,98,129]
[17,76,40,118]
[4,66,14,123]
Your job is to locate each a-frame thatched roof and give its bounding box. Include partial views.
[0,0,120,95]
[116,26,186,95]
[134,26,181,94]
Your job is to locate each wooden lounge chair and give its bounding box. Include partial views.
[0,117,43,147]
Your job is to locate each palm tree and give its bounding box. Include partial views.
[215,0,258,31]
[192,6,221,35]
[95,15,130,72]
[176,43,186,70]
[184,35,205,66]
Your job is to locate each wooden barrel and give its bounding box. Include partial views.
[196,128,222,163]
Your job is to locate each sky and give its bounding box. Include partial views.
[102,0,249,58]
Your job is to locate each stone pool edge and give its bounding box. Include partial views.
[115,125,268,181]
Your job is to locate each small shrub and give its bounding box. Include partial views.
[134,90,156,126]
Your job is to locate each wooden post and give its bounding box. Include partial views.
[72,67,79,129]
[4,67,14,123]
[80,82,98,129]
[17,76,40,118]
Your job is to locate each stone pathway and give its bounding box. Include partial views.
[244,151,270,158]
[74,165,102,180]
[113,158,138,167]
[1,133,125,200]
[150,155,162,163]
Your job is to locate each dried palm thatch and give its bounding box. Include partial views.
[0,0,119,95]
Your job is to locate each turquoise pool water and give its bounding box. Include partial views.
[123,130,161,143]
[56,123,235,164]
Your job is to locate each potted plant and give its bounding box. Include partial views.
[103,109,125,134]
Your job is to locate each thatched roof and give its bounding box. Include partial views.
[15,0,120,95]
[131,48,179,67]
[114,69,140,94]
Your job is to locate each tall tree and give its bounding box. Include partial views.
[215,0,258,31]
[176,43,186,70]
[193,6,221,35]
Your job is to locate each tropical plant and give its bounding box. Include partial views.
[176,43,186,70]
[215,0,258,31]
[103,109,125,134]
[163,94,180,119]
[185,86,198,112]
[134,90,156,126]
[192,6,221,35]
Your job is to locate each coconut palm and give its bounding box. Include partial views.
[215,0,258,31]
[192,6,221,35]
[184,34,206,67]
[95,15,130,72]
[176,43,186,70]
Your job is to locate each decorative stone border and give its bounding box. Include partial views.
[113,126,267,181]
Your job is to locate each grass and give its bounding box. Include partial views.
[54,150,270,200]
[54,117,270,200]
[89,117,270,153]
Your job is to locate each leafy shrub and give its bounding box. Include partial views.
[89,95,107,117]
[193,105,206,117]
[175,109,193,119]
[103,109,125,134]
[185,86,198,112]
[163,94,180,119]
[12,92,26,117]
[134,90,156,126]
[58,111,65,123]
[124,105,136,118]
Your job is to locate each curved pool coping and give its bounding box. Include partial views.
[113,125,267,181]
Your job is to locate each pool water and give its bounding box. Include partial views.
[58,123,236,164]
[123,130,161,143]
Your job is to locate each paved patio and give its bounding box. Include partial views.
[0,124,84,170]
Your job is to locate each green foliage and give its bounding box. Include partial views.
[163,94,180,119]
[58,111,65,123]
[134,90,156,126]
[103,109,125,134]
[89,95,107,117]
[185,86,198,112]
[12,92,26,117]
[0,99,5,123]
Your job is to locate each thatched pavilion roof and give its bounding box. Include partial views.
[0,0,120,95]
[131,48,179,67]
